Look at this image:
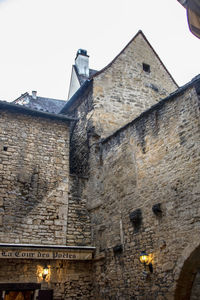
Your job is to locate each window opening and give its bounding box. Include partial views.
[143,63,150,73]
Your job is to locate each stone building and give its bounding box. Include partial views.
[0,30,199,300]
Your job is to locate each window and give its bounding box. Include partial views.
[143,63,150,73]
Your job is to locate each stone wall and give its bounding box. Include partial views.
[86,86,200,299]
[0,110,70,245]
[92,32,178,138]
[0,258,93,300]
[64,32,178,178]
[67,175,91,246]
[68,83,93,176]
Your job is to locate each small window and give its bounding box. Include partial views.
[3,146,8,151]
[143,63,150,73]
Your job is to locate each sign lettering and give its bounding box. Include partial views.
[0,249,92,260]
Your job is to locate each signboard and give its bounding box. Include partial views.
[0,248,93,260]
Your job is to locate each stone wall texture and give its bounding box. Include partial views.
[0,110,70,245]
[0,31,199,300]
[67,175,91,246]
[92,32,178,138]
[86,86,200,299]
[68,83,93,176]
[0,258,93,300]
[63,32,200,299]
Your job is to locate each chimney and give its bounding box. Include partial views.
[32,91,37,100]
[75,49,89,77]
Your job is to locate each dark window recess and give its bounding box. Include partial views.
[152,203,162,216]
[113,244,123,255]
[129,209,142,232]
[38,290,53,300]
[143,63,150,73]
[3,146,8,151]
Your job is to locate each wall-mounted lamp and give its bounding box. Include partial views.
[139,251,153,273]
[42,265,49,279]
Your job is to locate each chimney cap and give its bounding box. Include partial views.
[76,49,89,59]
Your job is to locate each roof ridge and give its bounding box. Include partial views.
[89,30,142,80]
[37,96,66,102]
[90,30,178,87]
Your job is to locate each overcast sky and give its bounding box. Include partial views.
[0,0,199,102]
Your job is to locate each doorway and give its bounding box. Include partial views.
[174,245,200,300]
[0,284,41,300]
[4,291,34,300]
[0,284,53,300]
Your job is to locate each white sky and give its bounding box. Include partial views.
[0,0,199,101]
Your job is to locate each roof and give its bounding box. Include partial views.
[0,100,76,122]
[177,0,187,8]
[74,65,97,85]
[13,93,66,114]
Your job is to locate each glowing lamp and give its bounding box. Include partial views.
[139,251,153,273]
[140,251,149,265]
[42,266,49,279]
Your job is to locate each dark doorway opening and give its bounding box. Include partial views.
[175,245,200,300]
[4,290,34,300]
[0,284,41,300]
[0,284,53,300]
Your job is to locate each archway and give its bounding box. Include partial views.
[174,244,200,300]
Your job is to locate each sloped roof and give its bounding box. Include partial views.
[13,93,66,114]
[0,100,75,122]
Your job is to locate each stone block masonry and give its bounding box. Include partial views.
[0,104,93,299]
[67,175,91,246]
[86,85,200,299]
[92,32,178,138]
[68,82,94,176]
[0,31,199,299]
[0,109,70,245]
[0,258,93,300]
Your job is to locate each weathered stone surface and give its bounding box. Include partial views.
[0,31,199,300]
[92,32,178,138]
[68,85,93,176]
[85,86,200,299]
[67,175,91,246]
[0,259,93,300]
[0,110,70,245]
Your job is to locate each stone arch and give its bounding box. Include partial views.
[174,241,200,300]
